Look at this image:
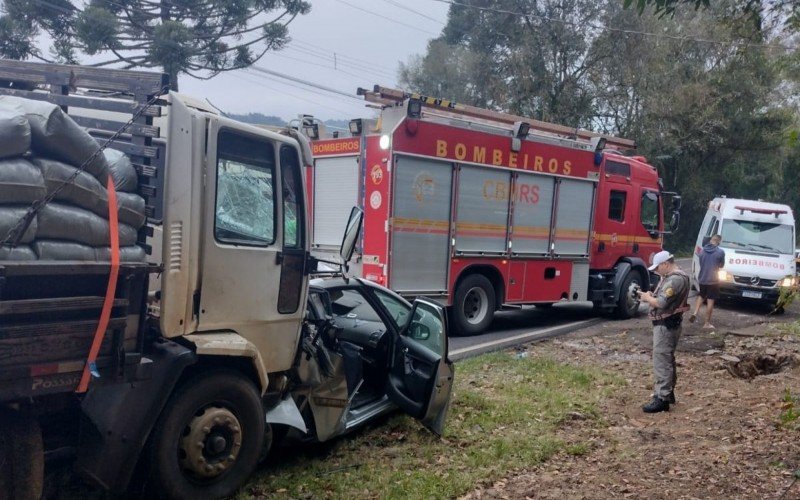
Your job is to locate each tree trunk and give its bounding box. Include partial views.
[168,69,179,92]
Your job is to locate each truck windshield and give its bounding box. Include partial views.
[721,219,794,254]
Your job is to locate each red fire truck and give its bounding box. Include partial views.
[307,86,681,335]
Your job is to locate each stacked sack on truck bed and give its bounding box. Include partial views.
[0,96,146,262]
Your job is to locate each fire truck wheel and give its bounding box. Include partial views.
[452,274,496,336]
[146,370,265,499]
[615,271,643,319]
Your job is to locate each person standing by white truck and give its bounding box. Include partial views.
[692,197,796,312]
[689,234,725,329]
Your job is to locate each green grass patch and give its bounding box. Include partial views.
[778,388,800,431]
[239,351,623,499]
[776,320,800,338]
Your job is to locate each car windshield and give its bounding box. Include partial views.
[721,219,794,254]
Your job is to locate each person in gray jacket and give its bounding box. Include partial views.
[637,250,690,413]
[690,234,725,330]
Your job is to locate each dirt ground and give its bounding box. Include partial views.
[463,298,800,500]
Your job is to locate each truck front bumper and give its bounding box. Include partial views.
[719,282,782,303]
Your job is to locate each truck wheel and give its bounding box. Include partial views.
[452,274,495,336]
[147,370,265,499]
[615,271,643,319]
[0,410,43,500]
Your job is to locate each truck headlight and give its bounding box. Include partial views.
[718,270,733,282]
[780,276,796,287]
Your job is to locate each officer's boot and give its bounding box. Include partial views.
[642,396,670,413]
[667,392,676,404]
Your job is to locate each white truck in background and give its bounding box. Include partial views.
[693,196,796,310]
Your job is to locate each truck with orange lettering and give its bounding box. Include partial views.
[307,86,681,335]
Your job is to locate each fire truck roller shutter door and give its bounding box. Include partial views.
[455,165,511,253]
[313,155,359,248]
[510,173,555,254]
[554,179,595,256]
[390,156,453,292]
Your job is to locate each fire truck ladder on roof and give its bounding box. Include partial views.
[358,85,636,151]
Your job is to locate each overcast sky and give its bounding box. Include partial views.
[179,0,450,122]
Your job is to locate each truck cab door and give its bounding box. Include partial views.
[386,299,454,436]
[197,121,308,371]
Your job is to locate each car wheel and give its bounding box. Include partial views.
[615,271,643,319]
[452,274,495,336]
[146,370,265,500]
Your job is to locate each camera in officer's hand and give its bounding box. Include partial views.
[631,284,642,300]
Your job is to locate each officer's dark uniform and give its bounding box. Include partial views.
[646,269,690,410]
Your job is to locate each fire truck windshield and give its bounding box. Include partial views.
[721,219,794,255]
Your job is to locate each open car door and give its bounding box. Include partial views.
[386,298,455,436]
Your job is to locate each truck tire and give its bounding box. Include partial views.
[146,370,265,499]
[452,274,495,336]
[0,410,43,500]
[615,271,643,319]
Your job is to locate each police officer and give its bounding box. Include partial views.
[637,250,690,413]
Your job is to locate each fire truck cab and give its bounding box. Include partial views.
[307,87,680,335]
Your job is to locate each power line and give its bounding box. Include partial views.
[233,72,360,116]
[332,0,438,36]
[286,44,395,77]
[283,46,396,82]
[291,38,398,74]
[247,65,363,102]
[242,70,360,108]
[381,0,445,25]
[431,0,796,51]
[266,50,368,80]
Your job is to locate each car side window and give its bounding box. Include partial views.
[374,289,411,328]
[328,288,382,322]
[406,302,444,355]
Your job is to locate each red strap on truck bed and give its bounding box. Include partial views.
[76,176,121,394]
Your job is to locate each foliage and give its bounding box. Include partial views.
[624,0,800,33]
[400,0,800,251]
[241,351,622,498]
[778,388,800,430]
[0,0,311,89]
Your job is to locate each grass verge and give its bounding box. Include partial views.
[239,351,623,499]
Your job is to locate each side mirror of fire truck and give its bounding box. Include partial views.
[669,211,680,232]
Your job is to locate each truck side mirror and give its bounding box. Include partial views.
[671,195,682,211]
[669,211,680,232]
[339,206,364,272]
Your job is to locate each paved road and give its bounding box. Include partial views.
[449,257,693,361]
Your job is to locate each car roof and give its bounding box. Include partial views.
[310,276,410,303]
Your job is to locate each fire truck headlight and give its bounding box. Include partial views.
[780,276,796,287]
[718,270,733,282]
[379,134,390,150]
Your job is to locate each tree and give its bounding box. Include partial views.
[624,0,800,34]
[400,0,611,129]
[401,0,796,250]
[0,0,311,90]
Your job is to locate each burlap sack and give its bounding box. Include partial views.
[0,100,31,159]
[0,158,46,204]
[37,203,137,247]
[34,158,146,228]
[0,96,109,182]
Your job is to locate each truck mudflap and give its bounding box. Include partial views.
[74,340,196,493]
